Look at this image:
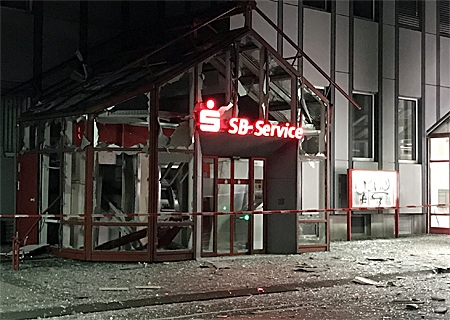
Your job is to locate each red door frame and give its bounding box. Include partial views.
[201,156,266,256]
[429,134,450,235]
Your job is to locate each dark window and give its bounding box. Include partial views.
[353,0,378,21]
[352,93,374,159]
[398,0,423,31]
[439,0,450,37]
[303,0,332,13]
[398,98,417,161]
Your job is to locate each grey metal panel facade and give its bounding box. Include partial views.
[383,0,395,26]
[441,87,450,116]
[43,16,80,72]
[252,0,277,49]
[354,19,378,92]
[0,9,34,84]
[383,24,395,80]
[0,158,14,215]
[425,0,437,35]
[283,2,298,60]
[382,79,396,164]
[425,84,438,130]
[303,8,331,87]
[334,72,349,161]
[336,15,349,73]
[425,33,437,85]
[87,1,123,48]
[441,37,450,88]
[399,163,423,213]
[399,28,422,98]
[336,1,349,17]
[353,161,378,170]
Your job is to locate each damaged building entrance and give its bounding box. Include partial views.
[202,157,265,256]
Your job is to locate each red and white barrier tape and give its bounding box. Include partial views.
[0,203,448,219]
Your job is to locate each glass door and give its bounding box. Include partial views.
[201,157,265,256]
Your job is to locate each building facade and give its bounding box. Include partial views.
[1,0,449,260]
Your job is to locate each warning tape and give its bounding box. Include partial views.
[0,203,448,219]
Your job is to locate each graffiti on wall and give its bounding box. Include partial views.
[348,169,398,209]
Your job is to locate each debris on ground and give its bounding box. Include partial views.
[352,276,380,286]
[99,287,129,291]
[405,303,420,310]
[434,307,448,314]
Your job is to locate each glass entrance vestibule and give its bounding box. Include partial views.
[15,24,332,262]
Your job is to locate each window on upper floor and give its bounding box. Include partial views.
[353,0,379,21]
[439,0,450,37]
[398,0,423,31]
[398,98,417,162]
[352,93,374,160]
[303,0,332,13]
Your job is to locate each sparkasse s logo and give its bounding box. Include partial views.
[198,99,221,132]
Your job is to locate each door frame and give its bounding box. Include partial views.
[201,156,266,256]
[16,153,40,245]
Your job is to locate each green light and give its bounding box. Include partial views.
[243,214,250,221]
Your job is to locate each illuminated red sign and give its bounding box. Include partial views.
[197,100,303,140]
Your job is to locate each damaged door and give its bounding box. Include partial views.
[16,153,39,245]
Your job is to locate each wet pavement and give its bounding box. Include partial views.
[0,234,449,319]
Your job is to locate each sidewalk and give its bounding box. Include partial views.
[1,235,449,319]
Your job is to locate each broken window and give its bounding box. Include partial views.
[157,71,195,252]
[61,151,85,249]
[92,151,148,252]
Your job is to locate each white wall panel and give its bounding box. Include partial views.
[441,87,450,117]
[0,9,33,83]
[399,29,422,98]
[283,2,298,60]
[334,72,349,161]
[382,79,395,164]
[425,1,437,35]
[383,24,395,80]
[441,37,450,88]
[252,0,278,50]
[303,8,331,87]
[399,164,422,213]
[336,15,349,73]
[425,85,438,131]
[425,34,437,85]
[354,19,378,92]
